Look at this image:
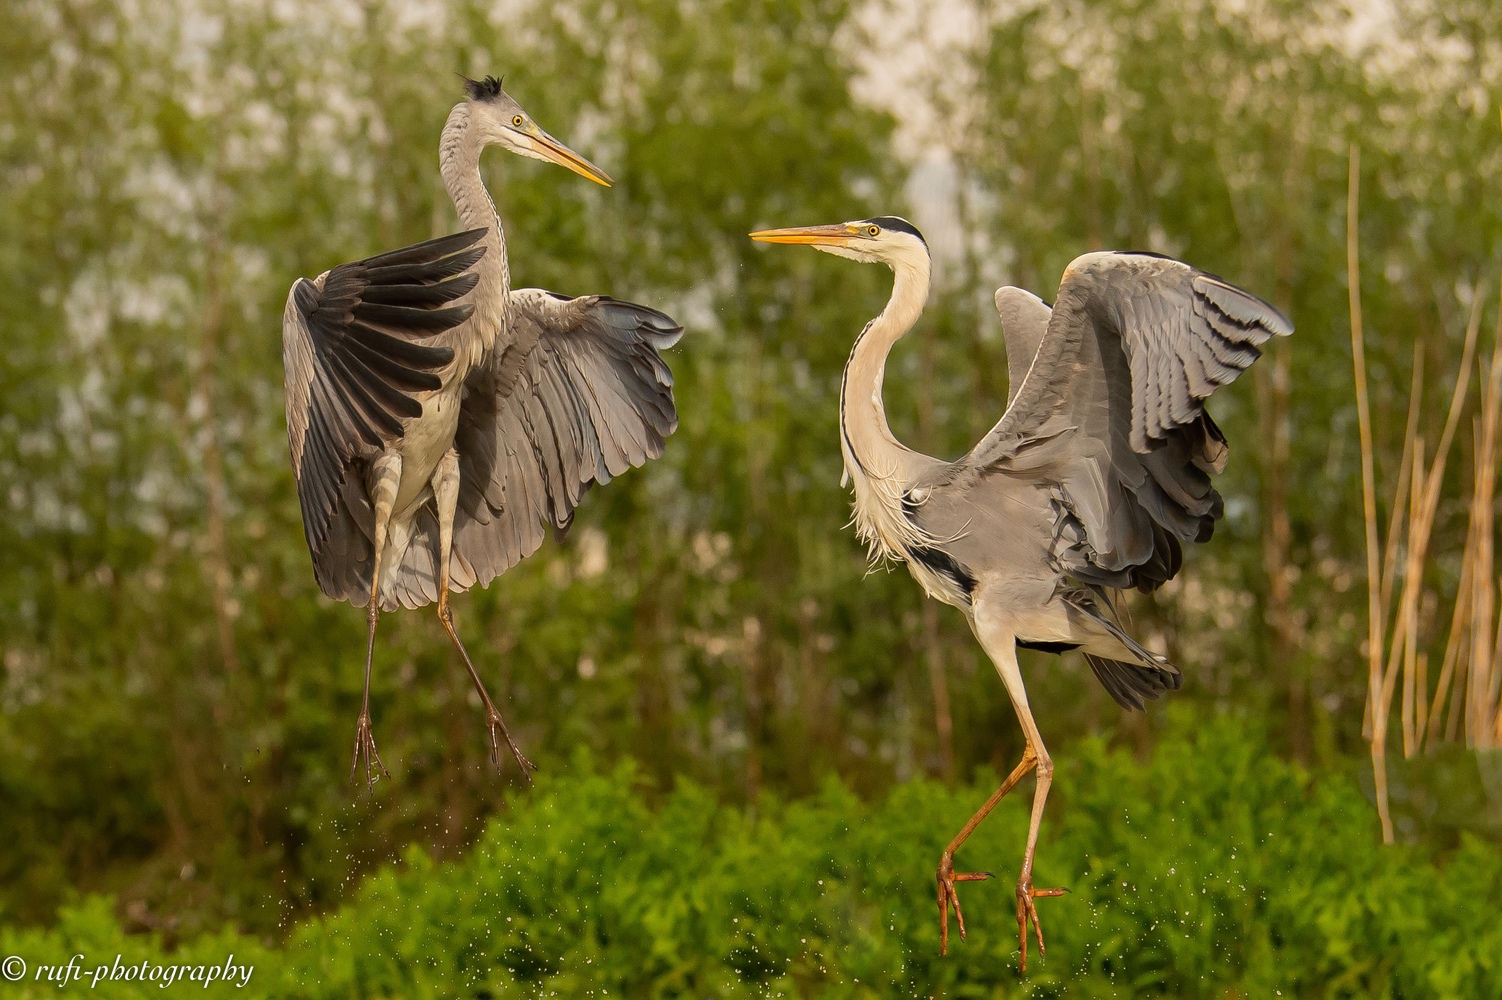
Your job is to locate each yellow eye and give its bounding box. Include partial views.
[867,225,880,237]
[512,115,524,126]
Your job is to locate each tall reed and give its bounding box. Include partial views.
[1350,141,1502,842]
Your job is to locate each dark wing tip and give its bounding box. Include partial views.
[292,276,321,315]
[359,229,487,273]
[638,311,684,350]
[1192,272,1293,337]
[594,297,685,349]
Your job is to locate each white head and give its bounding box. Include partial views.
[749,216,930,272]
[461,75,612,186]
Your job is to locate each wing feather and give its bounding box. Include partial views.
[448,289,683,589]
[281,228,485,598]
[963,252,1289,592]
[993,286,1053,408]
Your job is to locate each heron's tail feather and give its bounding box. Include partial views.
[1085,654,1182,711]
[1063,587,1183,710]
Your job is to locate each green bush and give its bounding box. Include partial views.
[4,717,1498,998]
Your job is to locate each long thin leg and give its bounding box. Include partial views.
[979,618,1065,973]
[352,452,401,790]
[937,749,1035,955]
[936,610,1066,969]
[431,448,536,779]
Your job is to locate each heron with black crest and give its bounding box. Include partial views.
[282,76,683,787]
[751,216,1290,969]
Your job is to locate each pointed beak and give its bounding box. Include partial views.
[749,223,859,246]
[525,127,613,187]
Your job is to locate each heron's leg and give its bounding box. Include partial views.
[980,621,1066,973]
[431,448,536,779]
[353,452,401,790]
[936,749,1036,956]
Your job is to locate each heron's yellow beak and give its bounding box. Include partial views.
[749,223,861,246]
[525,127,613,187]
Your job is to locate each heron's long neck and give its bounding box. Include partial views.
[440,104,509,360]
[839,250,931,483]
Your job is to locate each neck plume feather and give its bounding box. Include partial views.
[439,104,509,358]
[839,244,939,566]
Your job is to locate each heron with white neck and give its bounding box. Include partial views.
[752,217,1290,970]
[283,76,683,787]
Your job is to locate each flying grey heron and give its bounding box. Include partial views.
[282,76,683,787]
[751,217,1291,969]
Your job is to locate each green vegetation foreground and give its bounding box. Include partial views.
[4,718,1497,998]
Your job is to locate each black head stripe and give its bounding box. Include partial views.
[463,75,504,101]
[865,216,927,247]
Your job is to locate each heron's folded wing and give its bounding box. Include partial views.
[449,288,683,589]
[964,252,1291,590]
[282,229,484,575]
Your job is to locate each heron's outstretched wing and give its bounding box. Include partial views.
[993,286,1053,408]
[965,252,1291,590]
[447,288,682,590]
[282,228,485,591]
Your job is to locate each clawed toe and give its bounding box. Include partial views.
[936,854,993,955]
[485,709,537,780]
[1015,878,1067,972]
[350,713,390,790]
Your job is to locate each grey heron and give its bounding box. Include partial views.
[283,76,682,787]
[751,218,1290,969]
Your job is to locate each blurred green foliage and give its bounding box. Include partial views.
[2,0,1501,964]
[4,718,1500,997]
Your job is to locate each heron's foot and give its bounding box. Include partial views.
[484,706,537,781]
[936,851,993,956]
[1015,873,1067,973]
[349,712,390,791]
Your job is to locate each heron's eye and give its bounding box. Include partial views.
[512,115,524,127]
[867,225,880,237]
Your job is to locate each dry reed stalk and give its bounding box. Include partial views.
[1375,429,1417,756]
[1425,556,1470,750]
[1389,294,1486,756]
[1380,348,1423,625]
[1471,316,1502,748]
[1418,292,1488,751]
[1489,580,1502,743]
[1488,108,1502,745]
[1415,651,1430,748]
[1471,437,1493,749]
[1423,293,1485,492]
[1402,442,1425,755]
[1493,648,1502,743]
[1365,356,1420,742]
[1382,439,1421,758]
[1447,575,1471,745]
[1445,420,1486,746]
[1425,483,1479,753]
[1348,145,1394,843]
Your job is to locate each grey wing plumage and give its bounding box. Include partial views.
[282,228,485,598]
[445,288,683,590]
[993,286,1053,408]
[966,252,1291,592]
